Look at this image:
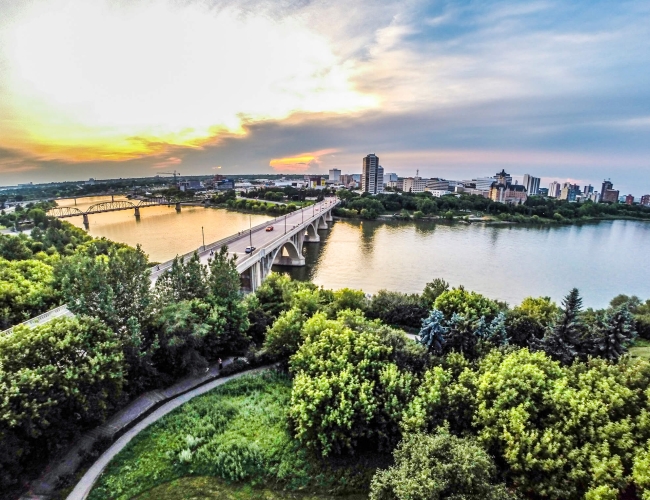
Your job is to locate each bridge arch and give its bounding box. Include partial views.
[272,238,305,266]
[304,221,320,242]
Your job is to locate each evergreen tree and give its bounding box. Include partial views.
[418,309,447,354]
[589,305,637,362]
[542,288,584,365]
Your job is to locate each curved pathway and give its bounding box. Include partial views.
[66,365,273,500]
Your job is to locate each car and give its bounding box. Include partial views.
[266,226,274,232]
[245,246,256,254]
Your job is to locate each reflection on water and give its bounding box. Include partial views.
[58,196,272,263]
[280,219,650,308]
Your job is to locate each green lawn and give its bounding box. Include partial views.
[630,338,650,359]
[89,370,378,500]
[135,477,367,500]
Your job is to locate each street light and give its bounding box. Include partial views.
[249,215,252,248]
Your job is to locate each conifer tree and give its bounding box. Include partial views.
[590,305,636,362]
[542,288,584,365]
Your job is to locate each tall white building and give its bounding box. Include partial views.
[548,181,561,198]
[328,168,341,182]
[362,154,384,194]
[523,174,541,196]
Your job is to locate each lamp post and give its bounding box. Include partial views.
[249,215,252,248]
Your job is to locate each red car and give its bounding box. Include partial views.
[266,226,274,232]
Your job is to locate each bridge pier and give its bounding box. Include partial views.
[134,207,140,218]
[82,214,89,228]
[175,202,181,212]
[318,217,328,230]
[304,222,320,243]
[325,210,333,222]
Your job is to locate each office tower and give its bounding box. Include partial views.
[328,169,341,182]
[548,181,561,198]
[362,154,384,194]
[600,180,613,202]
[523,174,541,195]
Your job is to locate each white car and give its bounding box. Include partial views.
[245,246,256,254]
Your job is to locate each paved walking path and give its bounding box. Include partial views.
[20,358,264,500]
[65,364,273,500]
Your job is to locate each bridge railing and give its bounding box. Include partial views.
[1,304,72,335]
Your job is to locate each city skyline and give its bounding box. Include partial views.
[1,1,649,193]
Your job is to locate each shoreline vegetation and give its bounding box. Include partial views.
[3,199,650,500]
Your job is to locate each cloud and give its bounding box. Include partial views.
[269,149,338,172]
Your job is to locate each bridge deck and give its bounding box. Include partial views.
[150,199,337,281]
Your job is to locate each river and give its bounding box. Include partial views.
[59,196,650,307]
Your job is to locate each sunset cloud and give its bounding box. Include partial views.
[269,149,339,172]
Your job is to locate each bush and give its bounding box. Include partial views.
[367,290,429,328]
[370,429,513,500]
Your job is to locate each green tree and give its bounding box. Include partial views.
[0,234,33,260]
[289,311,416,455]
[367,290,429,328]
[422,278,449,306]
[541,288,585,365]
[434,288,501,324]
[0,317,124,489]
[154,252,209,305]
[370,430,512,500]
[589,305,637,362]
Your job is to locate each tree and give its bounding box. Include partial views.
[0,234,33,261]
[367,290,429,328]
[263,307,306,360]
[589,305,636,362]
[154,252,208,305]
[0,257,60,329]
[541,288,585,365]
[422,278,449,306]
[288,311,416,455]
[418,309,447,354]
[0,317,124,489]
[370,430,512,500]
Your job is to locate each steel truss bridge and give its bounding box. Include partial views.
[47,198,178,222]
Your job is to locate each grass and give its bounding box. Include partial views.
[89,370,379,500]
[134,477,367,500]
[630,338,650,359]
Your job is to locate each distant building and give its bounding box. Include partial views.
[403,176,427,193]
[625,194,635,205]
[386,179,404,191]
[489,170,527,204]
[600,180,614,202]
[548,181,561,198]
[583,185,594,195]
[361,154,384,194]
[215,179,234,190]
[179,180,203,191]
[601,187,620,203]
[426,178,450,191]
[305,176,326,189]
[328,169,341,182]
[384,173,398,184]
[429,189,451,198]
[641,194,650,207]
[523,174,541,196]
[86,178,96,185]
[538,187,549,197]
[559,183,580,202]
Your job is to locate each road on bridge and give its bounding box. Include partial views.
[149,198,337,282]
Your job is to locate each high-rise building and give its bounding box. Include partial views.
[559,184,580,202]
[583,185,594,195]
[548,181,561,198]
[523,174,541,196]
[641,194,650,207]
[362,154,384,194]
[600,180,613,202]
[625,194,635,205]
[328,169,341,182]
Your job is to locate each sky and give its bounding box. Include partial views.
[0,0,649,193]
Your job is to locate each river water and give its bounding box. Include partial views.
[58,196,650,307]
